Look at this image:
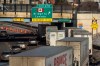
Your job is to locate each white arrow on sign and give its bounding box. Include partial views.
[48,11,51,15]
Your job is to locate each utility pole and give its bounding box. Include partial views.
[60,0,63,17]
[72,0,78,27]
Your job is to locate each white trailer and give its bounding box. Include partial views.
[63,27,80,37]
[56,37,89,66]
[9,46,73,66]
[71,29,92,55]
[46,26,58,45]
[47,30,65,46]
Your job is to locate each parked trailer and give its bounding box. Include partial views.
[46,30,65,46]
[56,37,89,66]
[63,27,80,37]
[9,46,73,66]
[71,29,92,55]
[38,24,51,38]
[46,26,58,45]
[38,24,50,45]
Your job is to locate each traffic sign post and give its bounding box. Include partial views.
[91,22,98,30]
[31,4,53,22]
[91,18,98,30]
[91,17,98,37]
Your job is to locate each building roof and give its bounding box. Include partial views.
[11,46,72,57]
[57,37,88,42]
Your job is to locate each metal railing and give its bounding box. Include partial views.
[0,4,36,12]
[0,4,73,12]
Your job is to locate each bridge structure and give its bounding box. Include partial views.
[0,21,38,42]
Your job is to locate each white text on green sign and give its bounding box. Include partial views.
[58,18,71,22]
[32,4,53,18]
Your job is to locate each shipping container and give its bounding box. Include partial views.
[71,29,92,55]
[63,27,80,37]
[9,46,73,66]
[46,30,65,46]
[56,37,89,66]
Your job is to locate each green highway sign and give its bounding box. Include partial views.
[58,18,71,23]
[32,7,52,18]
[31,4,53,22]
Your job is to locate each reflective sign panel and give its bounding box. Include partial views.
[13,18,24,22]
[32,18,52,22]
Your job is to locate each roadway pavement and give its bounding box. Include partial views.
[0,42,100,66]
[0,42,39,55]
[0,42,12,54]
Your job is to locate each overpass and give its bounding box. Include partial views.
[0,21,38,41]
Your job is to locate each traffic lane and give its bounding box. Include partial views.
[0,42,12,54]
[0,42,40,53]
[90,61,100,66]
[89,48,100,66]
[0,62,9,66]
